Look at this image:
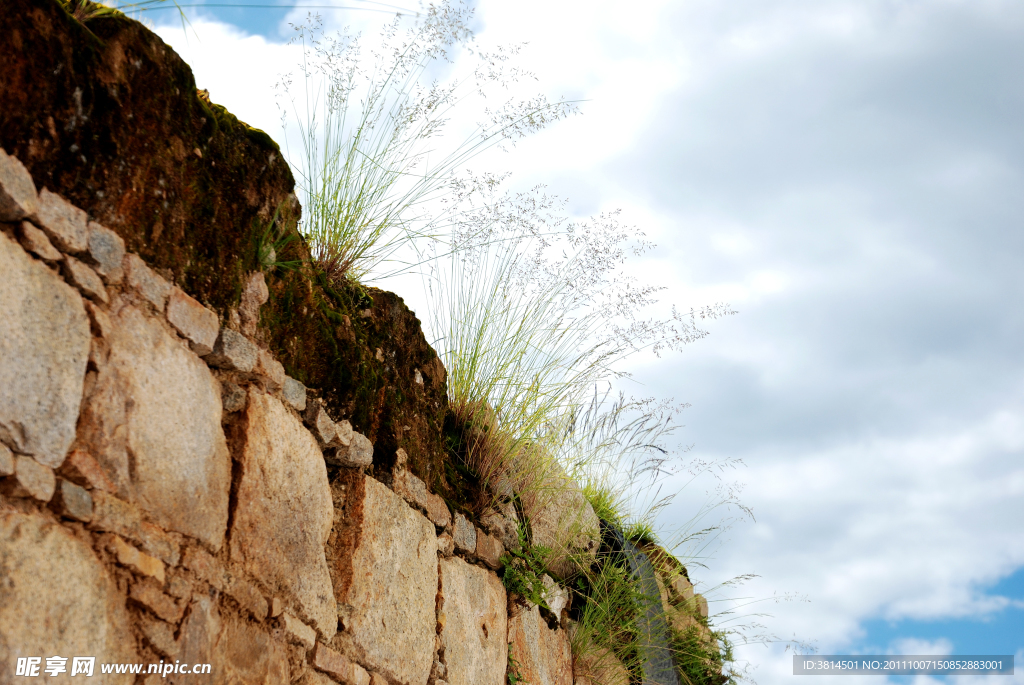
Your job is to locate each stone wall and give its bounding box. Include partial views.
[0,149,557,684]
[0,4,721,684]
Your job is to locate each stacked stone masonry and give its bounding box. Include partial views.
[0,148,594,685]
[2,71,717,681]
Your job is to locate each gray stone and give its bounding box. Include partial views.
[36,188,89,253]
[439,556,508,685]
[0,147,38,221]
[53,478,93,522]
[330,475,437,685]
[86,221,125,283]
[231,389,336,640]
[0,512,139,683]
[1,455,56,501]
[166,286,219,355]
[345,431,374,467]
[0,442,12,476]
[0,231,89,468]
[76,304,231,549]
[17,220,61,261]
[452,512,476,554]
[304,400,338,446]
[283,376,307,412]
[508,604,573,685]
[123,253,172,310]
[63,255,109,303]
[221,381,248,413]
[206,327,258,372]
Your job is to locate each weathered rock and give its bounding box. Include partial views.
[394,468,429,510]
[695,594,709,618]
[139,615,180,659]
[182,545,227,591]
[123,253,172,310]
[426,492,452,528]
[166,286,219,355]
[527,468,600,579]
[86,221,125,283]
[51,478,92,521]
[215,616,291,684]
[452,512,476,554]
[337,430,374,467]
[138,521,181,567]
[668,571,695,603]
[280,611,317,650]
[108,534,165,583]
[508,604,573,685]
[225,575,269,620]
[480,507,518,550]
[439,556,507,685]
[59,448,117,493]
[166,574,192,601]
[0,231,89,468]
[1,455,56,501]
[0,512,139,683]
[269,597,284,618]
[0,147,38,221]
[256,347,286,390]
[313,643,372,685]
[475,528,504,570]
[63,255,108,303]
[77,304,231,549]
[573,646,630,685]
[90,491,144,541]
[130,579,184,623]
[0,442,13,476]
[437,532,455,557]
[239,271,269,336]
[231,389,336,639]
[36,188,88,253]
[176,594,222,679]
[283,376,307,412]
[329,474,437,685]
[206,327,258,372]
[17,220,61,261]
[305,400,338,446]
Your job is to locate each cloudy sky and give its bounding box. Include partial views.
[149,1,1024,683]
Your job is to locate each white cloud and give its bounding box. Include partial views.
[151,3,1024,683]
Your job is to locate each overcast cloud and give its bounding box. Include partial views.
[154,1,1024,682]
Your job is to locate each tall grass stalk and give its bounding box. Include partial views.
[423,178,734,516]
[279,6,576,284]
